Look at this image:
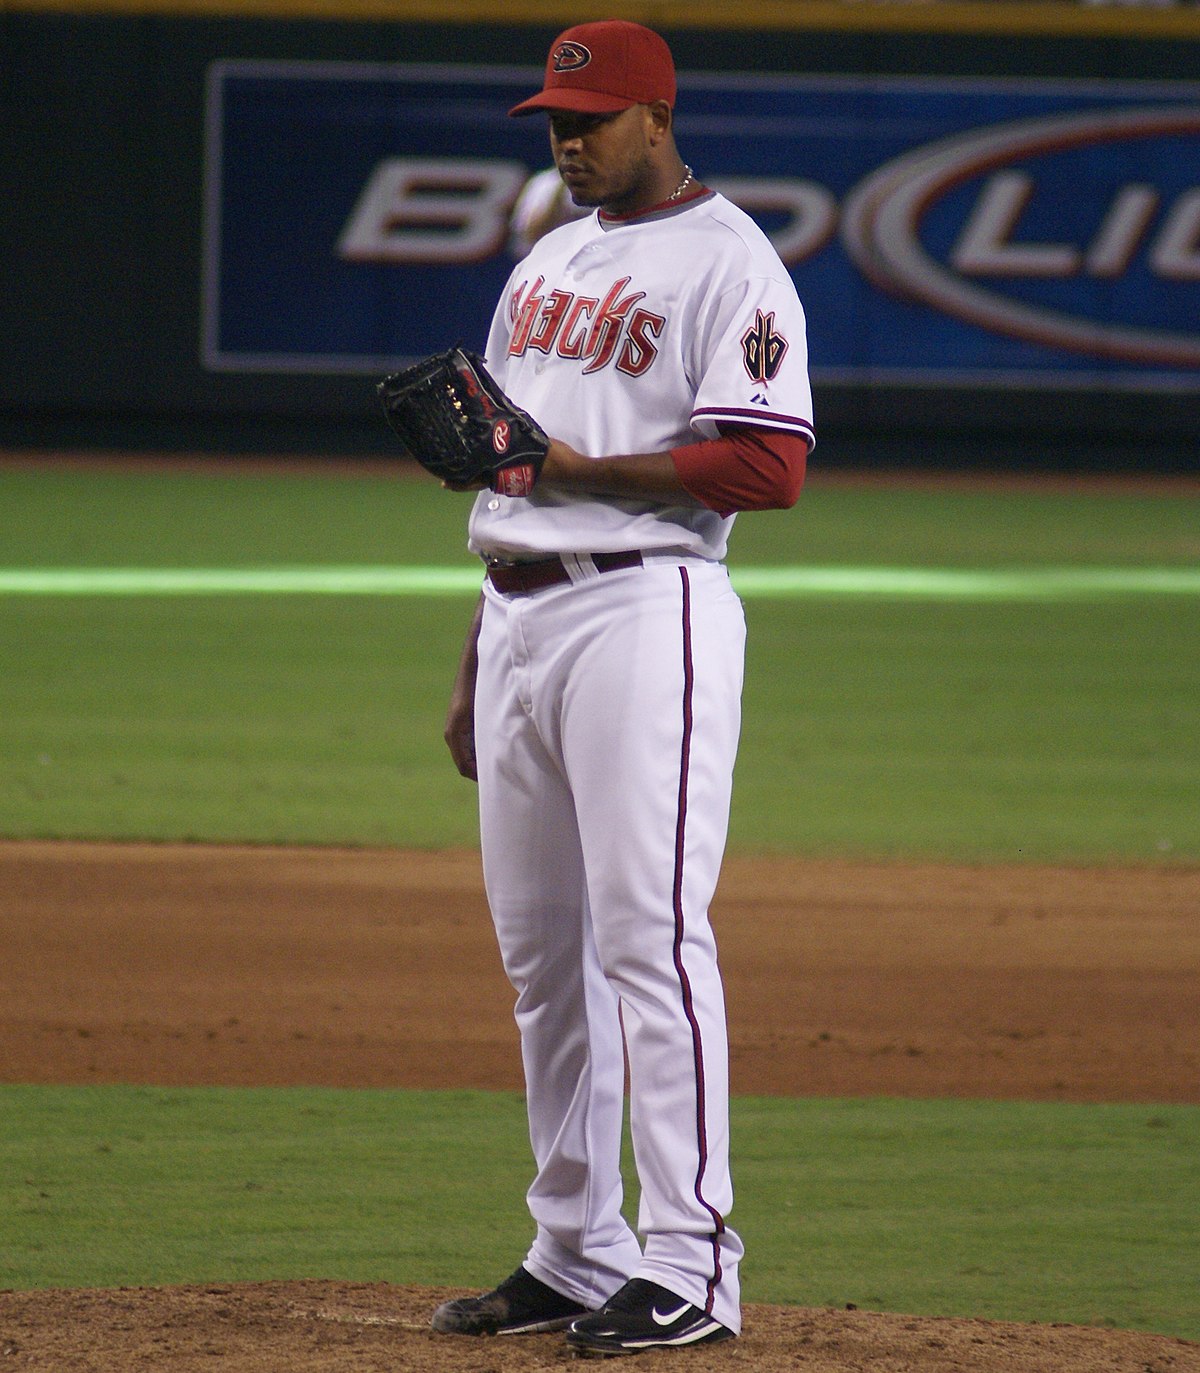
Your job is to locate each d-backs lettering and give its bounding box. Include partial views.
[508,275,666,377]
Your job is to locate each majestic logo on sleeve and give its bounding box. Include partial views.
[553,41,592,72]
[741,309,789,384]
[507,275,666,376]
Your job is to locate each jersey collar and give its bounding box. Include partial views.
[598,184,713,229]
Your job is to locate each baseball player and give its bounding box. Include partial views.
[431,19,814,1356]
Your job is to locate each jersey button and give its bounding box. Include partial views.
[488,498,500,511]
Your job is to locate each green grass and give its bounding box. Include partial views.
[738,596,1198,861]
[3,592,1194,859]
[735,1095,1200,1337]
[2,465,1196,569]
[0,466,481,569]
[1,595,478,847]
[1,1085,1196,1340]
[1,465,1196,860]
[734,482,1200,568]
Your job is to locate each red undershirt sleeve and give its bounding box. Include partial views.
[670,425,810,516]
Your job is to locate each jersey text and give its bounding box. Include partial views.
[508,275,667,376]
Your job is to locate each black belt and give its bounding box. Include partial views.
[485,550,644,596]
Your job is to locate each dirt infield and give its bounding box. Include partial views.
[2,840,1198,1371]
[3,842,1197,1102]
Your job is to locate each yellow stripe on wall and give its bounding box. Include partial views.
[7,0,1200,41]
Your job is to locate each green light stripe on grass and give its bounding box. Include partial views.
[1,565,1198,599]
[0,566,484,595]
[730,566,1200,599]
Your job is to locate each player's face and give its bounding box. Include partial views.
[548,106,659,215]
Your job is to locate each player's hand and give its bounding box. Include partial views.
[444,601,483,782]
[444,692,477,781]
[442,438,580,493]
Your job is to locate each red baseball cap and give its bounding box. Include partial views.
[509,20,676,117]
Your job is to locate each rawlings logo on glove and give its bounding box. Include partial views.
[376,347,549,497]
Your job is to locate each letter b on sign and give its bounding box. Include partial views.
[338,158,527,264]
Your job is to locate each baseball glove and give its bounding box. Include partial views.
[376,347,549,497]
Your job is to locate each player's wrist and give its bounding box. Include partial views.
[540,439,588,485]
[541,442,697,503]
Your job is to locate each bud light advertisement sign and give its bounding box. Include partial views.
[202,61,1200,391]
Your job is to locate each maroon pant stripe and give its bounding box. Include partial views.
[670,566,726,1314]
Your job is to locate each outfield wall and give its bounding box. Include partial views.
[3,2,1198,468]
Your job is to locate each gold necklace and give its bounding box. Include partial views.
[667,165,695,201]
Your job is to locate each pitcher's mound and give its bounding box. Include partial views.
[2,1281,1196,1372]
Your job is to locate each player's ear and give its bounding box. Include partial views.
[644,99,673,145]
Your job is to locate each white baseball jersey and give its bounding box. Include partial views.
[468,190,814,562]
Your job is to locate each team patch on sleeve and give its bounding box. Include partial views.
[740,309,788,385]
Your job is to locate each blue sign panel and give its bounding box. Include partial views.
[201,61,1200,389]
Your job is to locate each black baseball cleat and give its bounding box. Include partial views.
[565,1278,735,1357]
[431,1264,590,1336]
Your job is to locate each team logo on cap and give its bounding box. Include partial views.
[553,41,592,72]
